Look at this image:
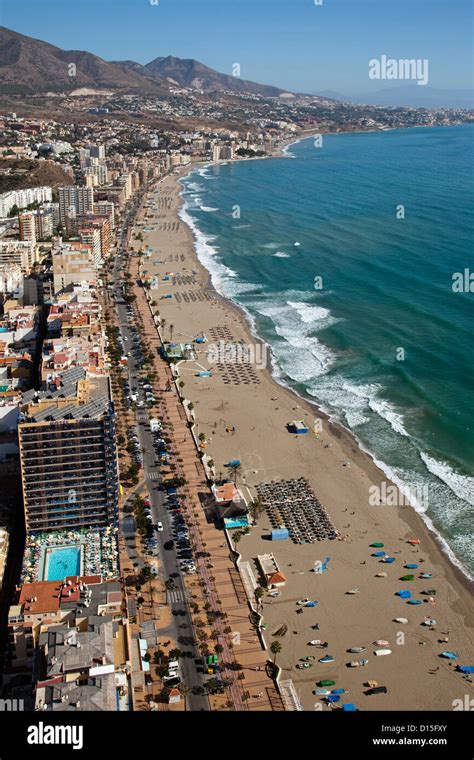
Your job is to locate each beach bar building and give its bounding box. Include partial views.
[257,553,287,588]
[289,420,309,434]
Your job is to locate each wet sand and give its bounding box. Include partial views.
[132,166,474,711]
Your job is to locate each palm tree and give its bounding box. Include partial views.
[169,324,174,343]
[148,581,156,608]
[229,462,241,485]
[254,586,265,608]
[270,640,282,665]
[248,497,265,525]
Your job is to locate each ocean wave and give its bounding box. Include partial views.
[200,205,219,212]
[262,243,281,250]
[273,331,335,379]
[420,451,474,506]
[273,251,290,258]
[186,182,205,192]
[306,377,376,427]
[287,301,331,323]
[368,396,409,437]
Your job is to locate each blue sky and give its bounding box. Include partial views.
[1,0,472,94]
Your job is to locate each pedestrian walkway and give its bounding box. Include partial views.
[128,238,285,712]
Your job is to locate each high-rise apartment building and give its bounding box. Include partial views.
[18,212,37,244]
[58,186,94,232]
[18,371,119,533]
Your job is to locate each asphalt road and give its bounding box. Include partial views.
[110,195,210,711]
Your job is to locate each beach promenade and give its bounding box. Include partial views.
[126,242,284,711]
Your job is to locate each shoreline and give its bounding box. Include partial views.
[176,151,473,589]
[140,155,473,711]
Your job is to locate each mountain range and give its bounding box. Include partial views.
[0,26,293,98]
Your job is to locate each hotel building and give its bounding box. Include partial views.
[18,370,119,533]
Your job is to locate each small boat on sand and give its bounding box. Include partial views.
[374,649,392,656]
[348,647,366,653]
[346,588,360,595]
[407,599,423,605]
[309,640,321,646]
[296,662,314,669]
[420,573,433,579]
[314,689,331,696]
[319,655,335,664]
[375,572,388,578]
[374,640,390,647]
[318,680,336,687]
[422,619,436,626]
[440,651,459,660]
[394,617,408,624]
[349,659,369,668]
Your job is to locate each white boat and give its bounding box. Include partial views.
[346,588,360,595]
[374,640,390,647]
[374,649,392,656]
[422,619,436,626]
[394,617,408,624]
[309,640,321,646]
[268,591,281,598]
[348,647,366,653]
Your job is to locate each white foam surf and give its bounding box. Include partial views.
[420,451,474,506]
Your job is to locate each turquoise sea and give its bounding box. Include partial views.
[179,125,474,578]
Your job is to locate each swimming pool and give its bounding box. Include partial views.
[45,546,82,581]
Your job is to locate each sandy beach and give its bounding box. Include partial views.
[132,164,474,711]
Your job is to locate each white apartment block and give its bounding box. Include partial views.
[0,241,37,272]
[0,187,52,218]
